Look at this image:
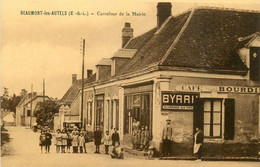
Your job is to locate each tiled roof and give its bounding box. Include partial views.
[112,49,137,59]
[62,73,97,104]
[118,8,260,75]
[162,8,259,71]
[120,11,191,74]
[61,78,87,104]
[96,58,112,66]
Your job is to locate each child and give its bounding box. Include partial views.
[110,142,124,159]
[132,130,138,149]
[71,131,79,153]
[140,126,145,151]
[143,126,150,151]
[78,132,85,153]
[45,129,52,153]
[55,129,62,153]
[61,129,68,153]
[104,130,111,154]
[66,131,72,153]
[39,131,46,153]
[136,129,141,150]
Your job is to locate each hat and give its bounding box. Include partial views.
[166,119,171,121]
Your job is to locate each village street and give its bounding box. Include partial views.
[1,127,259,167]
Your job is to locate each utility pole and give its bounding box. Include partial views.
[30,84,33,128]
[43,79,45,114]
[81,39,85,129]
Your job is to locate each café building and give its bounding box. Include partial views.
[79,2,260,157]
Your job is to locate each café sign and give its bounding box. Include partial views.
[161,91,199,111]
[176,85,260,94]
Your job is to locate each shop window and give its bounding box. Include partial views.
[203,99,222,137]
[124,93,152,136]
[250,47,260,81]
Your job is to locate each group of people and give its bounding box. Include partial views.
[161,118,203,159]
[39,128,53,153]
[131,119,151,151]
[94,126,124,159]
[38,125,124,159]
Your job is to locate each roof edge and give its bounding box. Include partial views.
[159,65,248,76]
[159,7,196,65]
[196,6,260,13]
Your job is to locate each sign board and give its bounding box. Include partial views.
[161,91,199,111]
[176,85,260,94]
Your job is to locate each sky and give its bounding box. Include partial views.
[1,0,260,99]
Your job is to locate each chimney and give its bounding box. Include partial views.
[87,69,93,79]
[157,2,172,29]
[72,74,77,84]
[122,22,133,48]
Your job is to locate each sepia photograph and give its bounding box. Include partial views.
[1,0,260,166]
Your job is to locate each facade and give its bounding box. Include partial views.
[16,93,50,127]
[63,2,260,157]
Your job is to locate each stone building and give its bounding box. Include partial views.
[62,2,260,158]
[16,92,50,127]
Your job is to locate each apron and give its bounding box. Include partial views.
[193,131,202,154]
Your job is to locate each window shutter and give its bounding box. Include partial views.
[224,99,235,140]
[193,98,204,134]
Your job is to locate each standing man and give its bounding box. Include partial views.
[162,119,173,157]
[94,126,102,153]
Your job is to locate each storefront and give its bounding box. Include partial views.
[124,87,153,135]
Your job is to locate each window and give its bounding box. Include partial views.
[124,93,152,135]
[250,47,260,81]
[115,100,119,130]
[111,100,114,129]
[203,99,222,137]
[87,102,92,125]
[27,109,31,116]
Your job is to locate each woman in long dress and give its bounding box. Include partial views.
[193,127,203,159]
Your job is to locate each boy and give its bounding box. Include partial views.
[104,130,111,154]
[110,142,124,159]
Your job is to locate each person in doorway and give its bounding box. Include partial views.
[94,126,102,153]
[193,127,204,160]
[143,125,150,152]
[61,129,68,153]
[136,129,142,150]
[140,126,145,151]
[39,130,46,153]
[104,130,111,154]
[132,129,138,149]
[110,142,124,159]
[132,118,140,132]
[112,128,120,146]
[45,129,52,153]
[161,119,173,157]
[55,129,62,153]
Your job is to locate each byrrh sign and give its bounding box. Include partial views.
[161,91,199,111]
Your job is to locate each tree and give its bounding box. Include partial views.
[34,100,59,127]
[1,88,25,113]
